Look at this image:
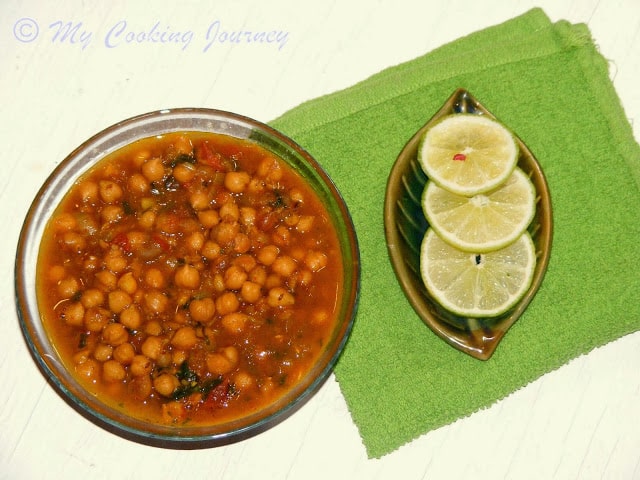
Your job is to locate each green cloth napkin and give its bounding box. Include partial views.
[271,8,640,458]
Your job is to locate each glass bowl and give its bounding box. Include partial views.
[15,108,360,447]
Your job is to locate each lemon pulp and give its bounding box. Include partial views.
[418,114,518,196]
[420,228,536,318]
[422,167,536,253]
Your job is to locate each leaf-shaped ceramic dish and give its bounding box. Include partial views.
[384,88,553,360]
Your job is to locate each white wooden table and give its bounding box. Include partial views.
[2,1,639,478]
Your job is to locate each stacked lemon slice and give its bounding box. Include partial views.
[417,114,537,318]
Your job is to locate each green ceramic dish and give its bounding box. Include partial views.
[384,89,552,360]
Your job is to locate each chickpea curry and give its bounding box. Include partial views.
[37,132,344,426]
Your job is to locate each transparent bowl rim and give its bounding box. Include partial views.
[14,107,361,447]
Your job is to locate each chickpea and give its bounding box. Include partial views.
[171,326,198,350]
[173,162,196,183]
[108,289,132,314]
[126,231,147,251]
[201,241,221,260]
[202,326,217,348]
[78,181,99,203]
[57,276,80,298]
[215,292,239,315]
[138,209,156,228]
[296,215,315,233]
[84,256,101,272]
[214,222,239,246]
[72,349,91,365]
[145,320,163,336]
[75,358,99,380]
[247,177,265,195]
[311,309,330,325]
[93,343,113,362]
[285,213,300,227]
[260,378,276,395]
[129,375,152,400]
[156,352,172,369]
[103,360,126,382]
[185,231,205,253]
[153,374,179,397]
[272,255,297,278]
[304,250,328,272]
[172,350,188,367]
[144,268,165,289]
[130,354,153,377]
[102,322,129,346]
[189,297,216,323]
[98,180,123,204]
[290,188,305,205]
[141,157,165,182]
[224,171,251,193]
[267,287,295,308]
[197,209,220,229]
[221,312,248,334]
[219,201,240,222]
[48,265,66,283]
[117,272,137,295]
[240,281,262,303]
[95,270,118,291]
[290,247,306,262]
[293,269,313,288]
[104,249,128,273]
[113,342,135,365]
[234,254,256,272]
[206,346,238,375]
[212,273,225,293]
[173,309,189,325]
[119,304,142,330]
[174,264,200,289]
[249,266,267,286]
[257,157,282,181]
[265,273,283,289]
[173,135,193,155]
[101,205,124,224]
[272,225,291,247]
[239,207,256,227]
[62,302,85,327]
[162,401,185,423]
[128,173,150,194]
[234,371,255,390]
[141,336,165,360]
[257,245,279,266]
[232,233,251,254]
[144,290,169,314]
[189,190,210,210]
[224,265,248,290]
[61,231,86,252]
[84,307,111,332]
[132,148,151,166]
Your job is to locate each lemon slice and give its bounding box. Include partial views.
[422,167,536,253]
[420,229,536,318]
[418,114,518,196]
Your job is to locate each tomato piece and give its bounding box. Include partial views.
[202,379,236,410]
[196,142,226,172]
[257,210,279,232]
[151,233,171,252]
[111,232,132,253]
